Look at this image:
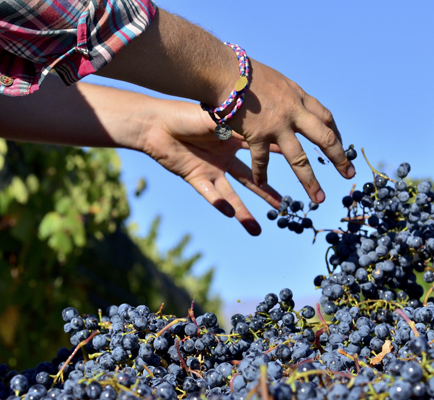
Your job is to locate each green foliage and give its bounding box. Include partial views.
[130,216,222,317]
[0,141,218,370]
[0,141,130,369]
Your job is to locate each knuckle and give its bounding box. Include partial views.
[322,128,339,149]
[322,108,334,125]
[284,84,305,116]
[336,155,351,170]
[291,152,310,169]
[253,156,269,169]
[252,149,270,167]
[287,100,304,119]
[288,80,304,96]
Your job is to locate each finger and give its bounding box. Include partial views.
[230,130,282,154]
[214,177,262,236]
[189,178,236,218]
[295,110,356,179]
[248,140,271,187]
[269,143,282,154]
[239,141,282,154]
[276,133,326,203]
[302,93,342,144]
[230,131,246,142]
[228,157,282,209]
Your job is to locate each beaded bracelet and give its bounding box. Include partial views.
[200,43,250,141]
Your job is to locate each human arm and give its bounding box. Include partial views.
[0,73,281,235]
[96,8,356,202]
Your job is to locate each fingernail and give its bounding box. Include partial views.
[346,165,356,178]
[224,204,235,217]
[219,201,235,217]
[246,220,261,236]
[316,189,325,203]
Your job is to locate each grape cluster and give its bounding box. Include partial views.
[317,162,434,308]
[4,156,434,400]
[1,293,329,400]
[266,144,357,236]
[266,197,318,235]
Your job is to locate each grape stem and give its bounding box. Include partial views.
[353,353,361,374]
[175,337,190,375]
[155,318,187,337]
[423,285,434,306]
[246,383,260,400]
[175,338,202,379]
[142,363,154,377]
[313,228,345,244]
[156,303,165,317]
[259,365,269,400]
[317,228,346,234]
[325,246,334,274]
[187,301,200,334]
[230,373,239,393]
[98,309,103,326]
[395,309,420,337]
[340,215,367,222]
[316,303,329,332]
[286,368,353,384]
[115,383,144,398]
[314,327,327,355]
[263,345,277,355]
[51,329,100,387]
[361,148,396,183]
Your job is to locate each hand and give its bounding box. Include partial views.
[225,59,356,203]
[140,99,283,236]
[96,9,354,204]
[0,73,280,236]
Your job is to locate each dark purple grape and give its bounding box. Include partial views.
[345,147,357,161]
[267,210,278,220]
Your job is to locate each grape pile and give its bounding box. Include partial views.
[4,155,434,400]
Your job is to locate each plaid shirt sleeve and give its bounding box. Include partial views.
[0,0,157,97]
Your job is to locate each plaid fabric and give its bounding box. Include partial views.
[0,0,157,96]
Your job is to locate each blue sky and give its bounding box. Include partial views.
[83,1,434,313]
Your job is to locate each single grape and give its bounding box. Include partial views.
[266,210,278,220]
[10,375,29,394]
[345,146,357,161]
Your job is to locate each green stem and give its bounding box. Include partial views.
[361,148,396,183]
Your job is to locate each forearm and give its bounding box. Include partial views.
[95,8,239,108]
[0,74,158,150]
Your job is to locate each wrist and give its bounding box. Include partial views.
[202,44,241,107]
[131,97,164,154]
[200,43,250,141]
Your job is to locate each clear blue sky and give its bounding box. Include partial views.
[83,1,434,312]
